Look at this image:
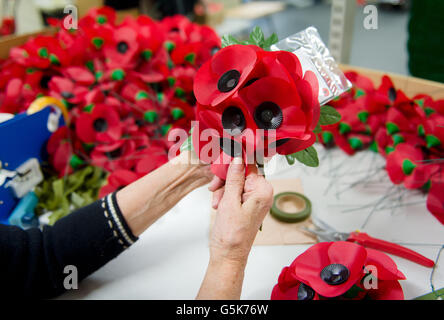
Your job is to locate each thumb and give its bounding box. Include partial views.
[222,157,245,203]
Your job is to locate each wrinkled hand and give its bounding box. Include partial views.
[209,158,274,264]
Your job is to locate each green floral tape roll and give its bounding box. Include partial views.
[270,192,311,223]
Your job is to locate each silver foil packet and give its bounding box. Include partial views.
[271,26,352,106]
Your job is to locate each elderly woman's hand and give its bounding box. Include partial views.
[197,158,274,299]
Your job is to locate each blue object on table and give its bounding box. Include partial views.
[0,107,65,224]
[8,191,39,229]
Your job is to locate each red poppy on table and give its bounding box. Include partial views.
[82,6,117,27]
[75,104,122,144]
[385,91,426,135]
[386,142,438,189]
[47,126,85,177]
[81,19,114,54]
[423,113,444,150]
[13,35,70,69]
[161,15,193,46]
[272,242,406,300]
[345,71,375,93]
[426,169,444,224]
[90,139,136,172]
[98,169,139,198]
[104,25,140,69]
[170,42,201,66]
[129,16,164,61]
[193,25,221,65]
[367,75,397,114]
[290,241,367,298]
[62,66,96,86]
[0,78,23,113]
[170,66,196,94]
[132,48,170,83]
[134,144,169,176]
[0,62,25,89]
[48,76,88,105]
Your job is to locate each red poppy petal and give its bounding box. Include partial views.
[367,280,404,300]
[108,169,139,187]
[365,248,405,280]
[427,178,444,224]
[63,66,95,86]
[75,113,96,143]
[328,241,367,278]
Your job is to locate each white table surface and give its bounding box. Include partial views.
[60,147,444,300]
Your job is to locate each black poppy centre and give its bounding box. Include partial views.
[297,283,315,300]
[106,148,122,160]
[222,106,246,135]
[117,41,129,54]
[320,264,350,285]
[93,118,108,132]
[218,69,240,93]
[254,101,283,130]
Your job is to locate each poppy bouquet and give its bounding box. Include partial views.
[0,7,220,202]
[189,27,342,180]
[271,241,405,300]
[317,71,444,224]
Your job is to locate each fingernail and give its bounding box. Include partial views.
[231,157,243,172]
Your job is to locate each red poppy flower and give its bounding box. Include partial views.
[90,139,136,172]
[132,47,170,83]
[48,76,88,105]
[104,25,140,69]
[367,75,396,114]
[134,144,169,176]
[427,169,444,224]
[83,6,117,26]
[193,44,260,107]
[0,78,23,113]
[75,104,122,144]
[385,91,426,135]
[272,242,405,300]
[47,126,85,177]
[171,66,196,93]
[386,143,438,189]
[170,42,201,66]
[423,113,444,150]
[130,16,164,60]
[80,18,114,53]
[62,66,95,86]
[290,241,367,298]
[11,35,70,69]
[98,169,139,198]
[161,15,193,45]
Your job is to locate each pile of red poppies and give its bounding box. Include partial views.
[271,241,405,300]
[317,72,444,224]
[0,7,220,197]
